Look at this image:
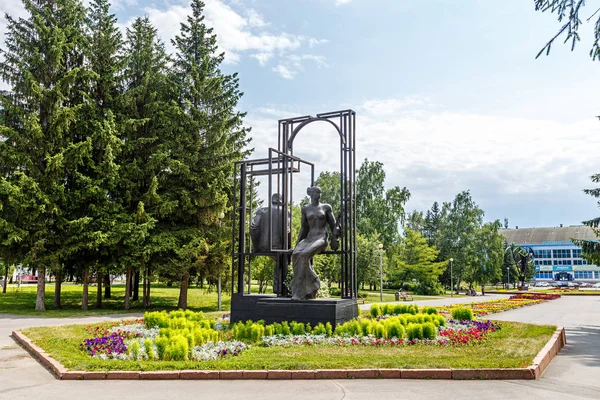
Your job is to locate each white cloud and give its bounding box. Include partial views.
[133,0,327,73]
[308,38,329,48]
[244,97,600,225]
[335,0,352,6]
[272,64,296,80]
[271,54,329,79]
[250,52,273,66]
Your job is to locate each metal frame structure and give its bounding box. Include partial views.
[232,110,357,299]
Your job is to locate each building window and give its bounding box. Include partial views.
[553,260,572,266]
[535,272,552,279]
[572,249,582,258]
[535,250,552,259]
[553,249,571,258]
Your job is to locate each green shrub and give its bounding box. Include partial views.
[144,339,155,360]
[325,322,333,336]
[360,319,372,336]
[373,322,386,339]
[265,325,274,337]
[451,306,474,321]
[168,336,189,361]
[155,337,169,360]
[437,315,446,327]
[423,314,432,323]
[250,323,265,342]
[387,321,405,339]
[422,322,437,340]
[415,314,424,323]
[290,321,305,335]
[406,324,423,341]
[370,304,381,318]
[281,321,291,336]
[129,340,141,360]
[381,304,390,315]
[421,306,438,315]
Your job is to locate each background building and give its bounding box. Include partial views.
[500,226,599,282]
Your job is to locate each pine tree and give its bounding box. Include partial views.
[0,0,89,311]
[170,0,250,308]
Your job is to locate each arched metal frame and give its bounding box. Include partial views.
[231,109,357,299]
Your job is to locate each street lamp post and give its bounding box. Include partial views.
[217,212,225,312]
[450,258,454,297]
[507,266,510,290]
[378,243,384,302]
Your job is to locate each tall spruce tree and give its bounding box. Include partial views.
[117,16,169,309]
[65,0,125,310]
[170,0,250,308]
[0,0,89,311]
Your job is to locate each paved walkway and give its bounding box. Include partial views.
[1,296,599,400]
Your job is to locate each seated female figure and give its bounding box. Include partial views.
[291,186,339,300]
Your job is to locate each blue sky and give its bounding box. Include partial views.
[2,0,600,229]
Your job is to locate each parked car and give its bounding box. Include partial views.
[567,282,580,288]
[535,281,550,287]
[592,283,600,288]
[579,282,592,288]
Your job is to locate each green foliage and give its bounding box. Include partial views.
[406,324,423,341]
[144,339,155,360]
[130,340,141,360]
[421,322,437,340]
[534,0,600,60]
[451,306,474,321]
[420,306,438,315]
[369,304,381,318]
[389,229,446,292]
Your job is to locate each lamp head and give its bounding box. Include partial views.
[449,258,453,262]
[378,243,383,249]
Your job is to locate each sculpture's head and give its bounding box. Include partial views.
[271,193,282,205]
[307,186,322,202]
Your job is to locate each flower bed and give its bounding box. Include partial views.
[436,293,560,317]
[79,307,505,362]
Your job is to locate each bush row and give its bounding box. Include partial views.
[369,303,439,318]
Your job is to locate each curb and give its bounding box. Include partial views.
[11,326,566,381]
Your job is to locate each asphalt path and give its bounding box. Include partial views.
[1,294,598,400]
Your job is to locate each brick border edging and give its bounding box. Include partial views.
[11,326,566,381]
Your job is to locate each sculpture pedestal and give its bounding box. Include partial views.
[230,294,358,328]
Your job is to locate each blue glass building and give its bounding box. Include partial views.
[500,226,599,282]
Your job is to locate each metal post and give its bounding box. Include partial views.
[450,258,454,297]
[217,276,222,311]
[378,243,383,302]
[507,266,510,289]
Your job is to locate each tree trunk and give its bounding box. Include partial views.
[132,270,140,301]
[53,267,62,309]
[143,266,151,308]
[177,271,189,310]
[104,274,111,299]
[35,266,46,311]
[82,266,89,310]
[96,267,102,308]
[3,263,8,294]
[124,267,132,310]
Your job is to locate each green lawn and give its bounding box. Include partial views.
[21,320,556,371]
[1,283,444,317]
[0,283,232,317]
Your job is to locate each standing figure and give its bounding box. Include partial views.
[291,186,340,300]
[250,193,291,295]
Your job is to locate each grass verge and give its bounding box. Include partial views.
[21,320,555,371]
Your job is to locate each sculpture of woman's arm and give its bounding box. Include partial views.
[296,206,309,246]
[325,205,340,250]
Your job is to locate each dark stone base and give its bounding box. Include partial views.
[230,294,358,328]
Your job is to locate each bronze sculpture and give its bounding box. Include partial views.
[291,186,340,300]
[250,193,290,295]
